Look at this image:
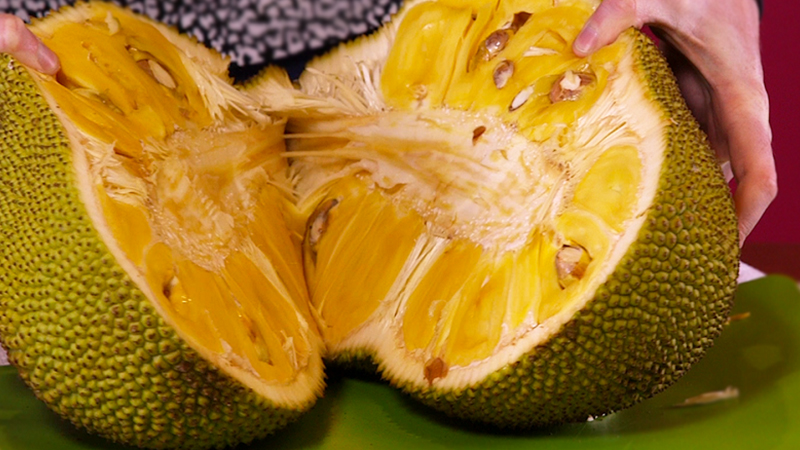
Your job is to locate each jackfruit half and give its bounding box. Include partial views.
[0,3,323,449]
[0,0,739,447]
[249,0,739,428]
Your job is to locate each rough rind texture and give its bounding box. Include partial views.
[395,33,740,427]
[0,54,308,449]
[328,349,381,375]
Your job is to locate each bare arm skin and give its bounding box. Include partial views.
[573,0,777,246]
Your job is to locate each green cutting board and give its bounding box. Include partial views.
[1,276,798,450]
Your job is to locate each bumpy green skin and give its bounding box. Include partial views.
[0,55,310,449]
[328,349,381,375]
[397,34,740,427]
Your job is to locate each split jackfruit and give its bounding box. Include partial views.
[0,0,739,448]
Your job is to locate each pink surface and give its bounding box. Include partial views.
[748,3,800,243]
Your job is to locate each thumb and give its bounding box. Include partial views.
[0,14,60,74]
[718,85,776,246]
[729,121,776,246]
[573,0,640,57]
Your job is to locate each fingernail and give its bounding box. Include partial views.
[36,43,60,74]
[573,26,597,56]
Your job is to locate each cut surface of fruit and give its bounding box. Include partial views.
[251,0,739,427]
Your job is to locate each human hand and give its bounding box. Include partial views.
[0,13,59,74]
[573,0,776,247]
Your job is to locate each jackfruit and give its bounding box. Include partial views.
[0,0,739,448]
[0,3,323,449]
[250,0,739,427]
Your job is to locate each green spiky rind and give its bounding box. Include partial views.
[0,54,308,449]
[326,349,381,375]
[397,32,739,428]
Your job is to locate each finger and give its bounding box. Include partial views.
[723,91,776,246]
[573,0,639,57]
[733,153,776,247]
[0,14,60,74]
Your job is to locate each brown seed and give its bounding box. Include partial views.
[306,198,340,263]
[493,60,515,89]
[424,357,449,385]
[549,70,595,103]
[162,276,178,299]
[484,30,511,58]
[509,11,532,32]
[136,59,152,75]
[308,198,339,245]
[472,126,487,145]
[472,29,512,69]
[556,245,590,288]
[470,13,529,71]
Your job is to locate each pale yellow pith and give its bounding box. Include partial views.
[31,3,319,394]
[282,0,659,383]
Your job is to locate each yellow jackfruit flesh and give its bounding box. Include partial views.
[0,0,739,447]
